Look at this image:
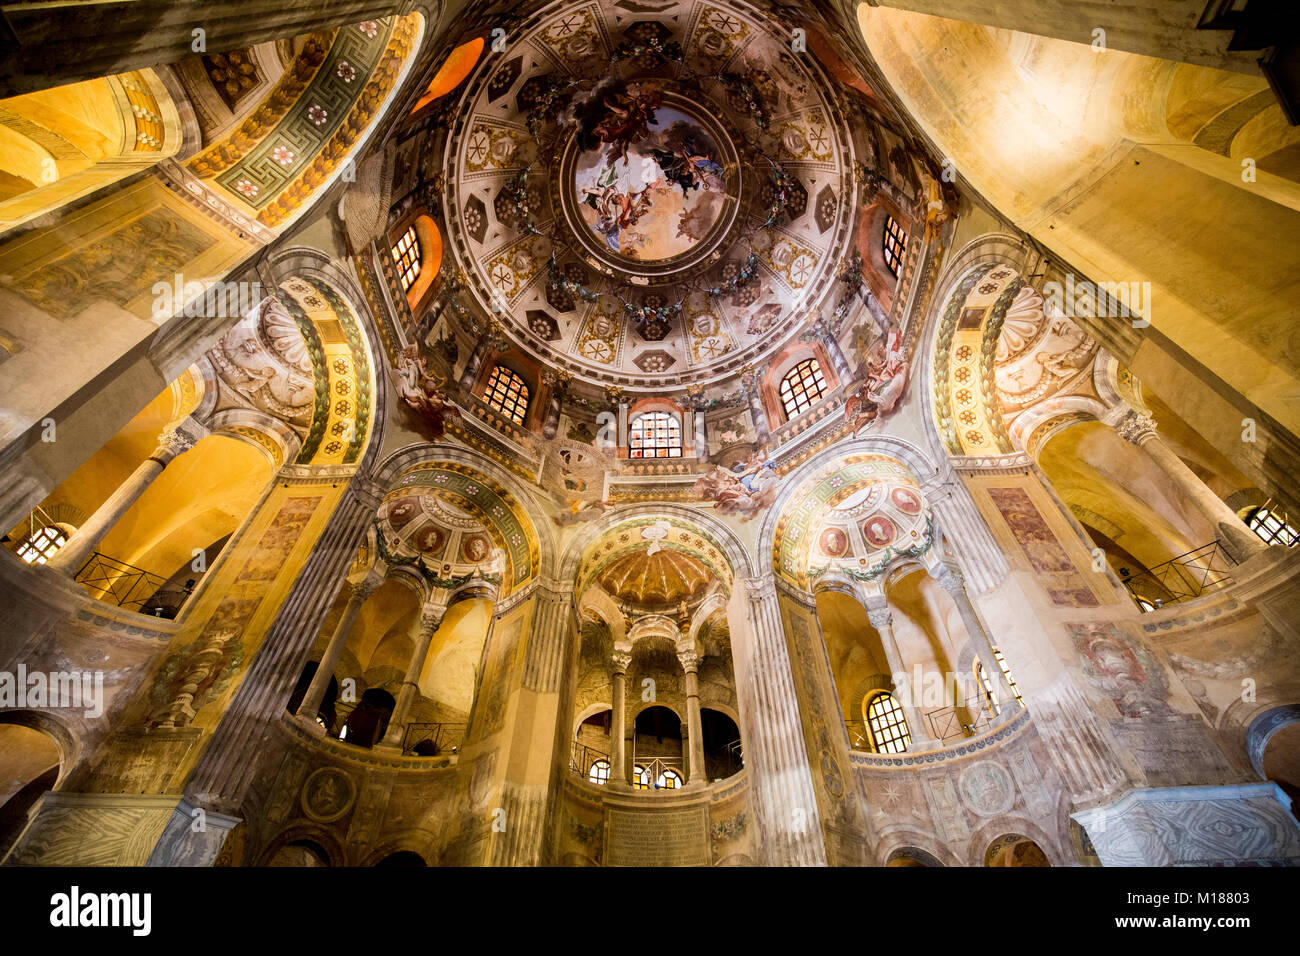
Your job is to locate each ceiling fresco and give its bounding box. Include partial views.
[442,0,855,389]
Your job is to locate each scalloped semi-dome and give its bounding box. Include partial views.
[596,546,711,606]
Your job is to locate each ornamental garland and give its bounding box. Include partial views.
[807,514,934,583]
[372,518,505,590]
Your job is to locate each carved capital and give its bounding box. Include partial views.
[933,566,964,596]
[152,420,204,462]
[1111,409,1157,446]
[677,651,701,673]
[865,603,892,631]
[611,649,632,674]
[350,578,380,602]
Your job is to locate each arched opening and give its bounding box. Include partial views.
[633,706,683,790]
[1261,721,1300,824]
[886,846,942,867]
[985,834,1051,867]
[573,707,613,783]
[374,850,427,867]
[0,721,62,861]
[700,708,742,782]
[266,839,330,867]
[340,688,396,749]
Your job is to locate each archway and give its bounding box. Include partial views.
[985,834,1051,867]
[0,718,63,860]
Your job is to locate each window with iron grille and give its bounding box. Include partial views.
[993,647,1024,707]
[587,759,610,785]
[392,226,421,292]
[484,365,529,425]
[1247,506,1299,547]
[883,214,908,277]
[629,411,682,458]
[866,691,911,754]
[779,358,827,418]
[15,525,67,565]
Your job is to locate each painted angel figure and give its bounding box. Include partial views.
[590,82,663,164]
[395,343,460,439]
[845,324,908,435]
[694,448,781,521]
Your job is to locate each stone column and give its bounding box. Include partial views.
[609,648,632,787]
[295,577,379,725]
[47,420,205,575]
[1110,408,1266,563]
[380,602,448,748]
[863,599,935,745]
[678,651,707,786]
[540,371,569,440]
[739,577,827,865]
[813,319,853,381]
[740,370,770,445]
[693,410,710,464]
[933,567,1018,719]
[458,336,492,393]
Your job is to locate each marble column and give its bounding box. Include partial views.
[295,577,379,725]
[47,420,205,575]
[610,649,632,787]
[740,371,770,445]
[740,577,827,865]
[381,602,448,748]
[863,599,935,745]
[693,410,710,464]
[933,567,1018,719]
[458,336,492,393]
[678,651,707,786]
[815,320,853,381]
[1110,408,1266,563]
[541,371,568,440]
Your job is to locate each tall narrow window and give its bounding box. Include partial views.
[632,765,651,790]
[882,214,907,277]
[392,226,421,291]
[484,365,529,425]
[993,647,1024,708]
[15,525,67,565]
[865,692,911,754]
[780,358,827,418]
[628,411,682,458]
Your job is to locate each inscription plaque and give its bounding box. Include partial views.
[605,806,710,867]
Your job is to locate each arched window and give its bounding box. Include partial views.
[391,225,421,292]
[484,365,530,425]
[657,768,683,790]
[587,759,610,785]
[882,214,908,277]
[865,692,911,754]
[993,647,1024,708]
[1246,505,1299,547]
[629,411,682,458]
[780,358,827,418]
[632,765,651,790]
[15,525,68,565]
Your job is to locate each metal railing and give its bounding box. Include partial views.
[74,552,192,617]
[632,755,684,789]
[1120,540,1233,612]
[570,741,610,778]
[925,695,993,744]
[400,722,466,756]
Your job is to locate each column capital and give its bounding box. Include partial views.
[677,650,701,674]
[933,565,964,595]
[744,573,776,602]
[349,577,381,602]
[611,648,632,674]
[1110,408,1158,446]
[417,604,446,635]
[865,603,892,631]
[152,419,206,463]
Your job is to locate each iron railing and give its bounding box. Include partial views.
[401,722,466,756]
[925,695,994,744]
[632,755,685,789]
[74,552,191,617]
[1120,540,1233,612]
[570,741,610,779]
